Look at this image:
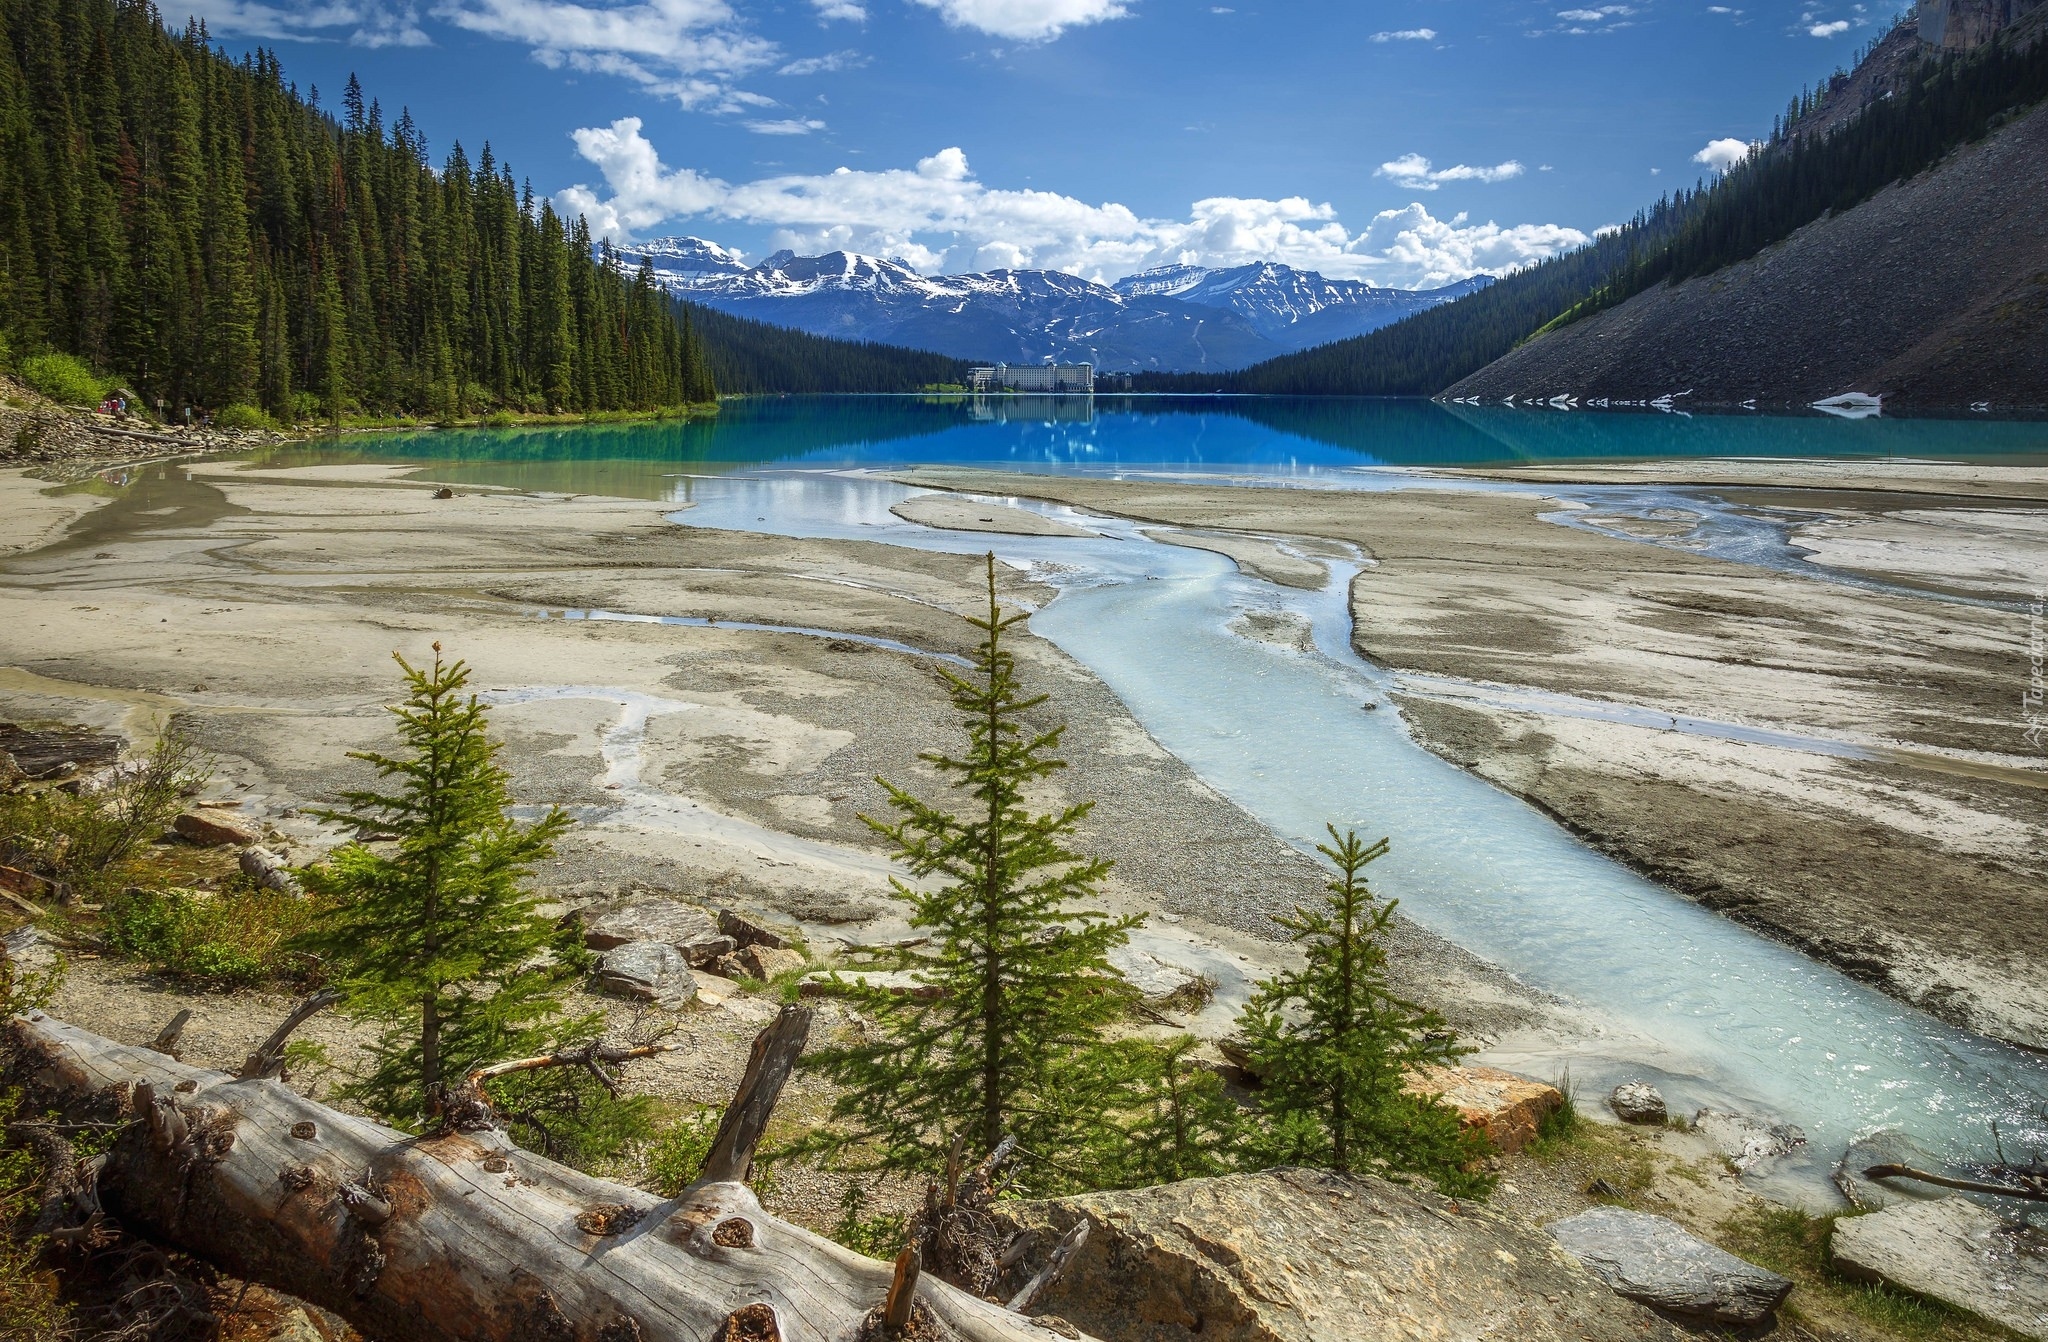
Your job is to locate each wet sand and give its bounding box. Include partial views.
[896,465,2048,1051]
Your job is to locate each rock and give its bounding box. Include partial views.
[689,967,743,1004]
[1835,1129,1956,1210]
[1550,1208,1791,1325]
[1692,1108,1805,1172]
[1107,944,1205,1001]
[174,810,259,847]
[1,925,56,972]
[576,897,734,966]
[1215,1035,1265,1079]
[593,941,696,1005]
[0,750,25,790]
[739,944,805,980]
[239,846,301,895]
[710,951,750,980]
[798,969,943,1000]
[992,1168,1683,1342]
[1831,1198,2048,1339]
[1406,1064,1564,1154]
[717,908,794,950]
[1609,1082,1667,1125]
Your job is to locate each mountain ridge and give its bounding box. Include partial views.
[616,240,1490,372]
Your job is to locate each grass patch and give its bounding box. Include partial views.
[1718,1204,2020,1341]
[99,877,325,988]
[1526,1072,1592,1159]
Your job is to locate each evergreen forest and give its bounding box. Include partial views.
[0,0,964,422]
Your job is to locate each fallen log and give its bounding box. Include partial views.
[1862,1163,2048,1203]
[7,1008,1095,1342]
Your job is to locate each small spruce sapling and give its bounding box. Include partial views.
[299,646,645,1161]
[1239,826,1492,1196]
[806,554,1141,1185]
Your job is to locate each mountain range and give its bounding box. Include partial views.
[615,238,1489,372]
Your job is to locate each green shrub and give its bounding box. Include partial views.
[645,1105,722,1196]
[101,880,324,987]
[16,353,105,406]
[482,410,520,428]
[830,1179,909,1259]
[0,731,208,897]
[213,402,275,431]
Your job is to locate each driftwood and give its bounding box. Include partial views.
[1863,1162,2048,1203]
[7,1007,1099,1342]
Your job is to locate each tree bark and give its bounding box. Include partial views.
[7,1010,1095,1342]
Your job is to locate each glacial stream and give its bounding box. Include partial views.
[672,470,2048,1190]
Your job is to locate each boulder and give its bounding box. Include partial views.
[1834,1129,1955,1210]
[1692,1108,1805,1172]
[576,897,734,966]
[739,944,805,980]
[1609,1082,1667,1125]
[689,967,744,1004]
[592,941,696,1005]
[174,810,259,847]
[992,1168,1682,1342]
[0,863,57,907]
[717,908,793,950]
[1831,1198,2048,1339]
[1406,1064,1564,1154]
[1548,1206,1792,1326]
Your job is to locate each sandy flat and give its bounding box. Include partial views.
[1445,457,2048,501]
[897,465,2048,1050]
[1790,506,2048,601]
[1141,527,1327,589]
[0,468,111,557]
[0,455,1564,1055]
[890,491,1098,536]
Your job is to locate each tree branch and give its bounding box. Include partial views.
[699,1005,812,1185]
[238,989,339,1080]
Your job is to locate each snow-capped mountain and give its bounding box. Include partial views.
[626,237,1492,371]
[1113,262,1492,345]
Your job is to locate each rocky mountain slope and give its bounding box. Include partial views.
[616,240,1481,371]
[1443,98,2048,409]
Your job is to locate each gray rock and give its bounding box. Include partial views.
[1609,1082,1667,1125]
[1549,1206,1792,1326]
[993,1169,1682,1342]
[238,845,301,895]
[1834,1129,1955,1210]
[1831,1198,2048,1339]
[578,897,734,966]
[1107,943,1205,1001]
[1693,1108,1805,1172]
[174,810,258,847]
[593,941,696,1005]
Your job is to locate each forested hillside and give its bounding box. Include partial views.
[1135,15,2048,397]
[684,303,968,395]
[0,0,721,420]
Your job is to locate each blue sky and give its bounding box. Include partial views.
[186,1,1896,287]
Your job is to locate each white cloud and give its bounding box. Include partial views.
[908,0,1130,41]
[180,1,430,46]
[1370,27,1437,41]
[779,49,866,74]
[749,117,828,134]
[812,0,866,18]
[1692,136,1754,171]
[431,0,778,106]
[1375,153,1525,190]
[1808,18,1849,34]
[557,119,1587,288]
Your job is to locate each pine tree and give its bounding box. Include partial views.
[1106,1037,1246,1186]
[299,646,597,1137]
[807,554,1141,1183]
[1238,827,1491,1196]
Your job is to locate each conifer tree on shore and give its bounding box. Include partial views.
[807,554,1142,1184]
[1239,826,1491,1195]
[299,646,643,1163]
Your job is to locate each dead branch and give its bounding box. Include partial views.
[150,1009,192,1060]
[700,1004,811,1185]
[1006,1220,1087,1314]
[884,1245,922,1331]
[237,989,339,1080]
